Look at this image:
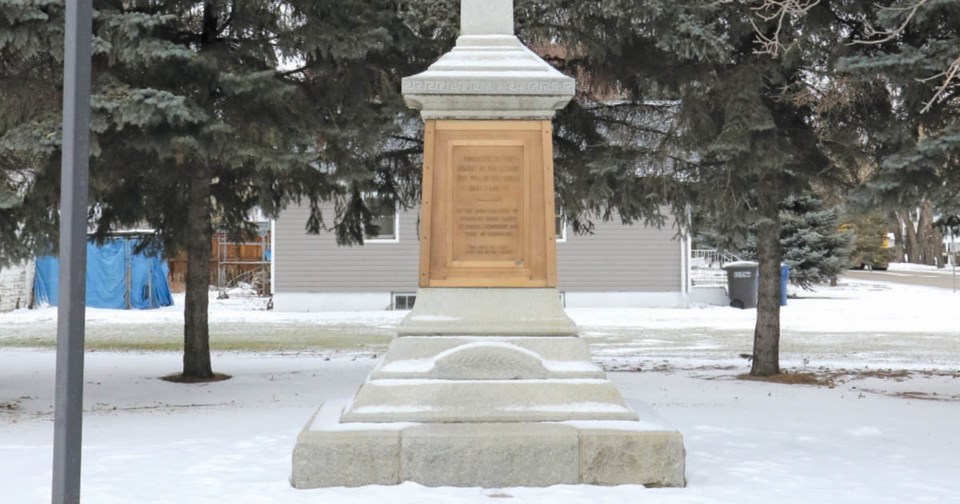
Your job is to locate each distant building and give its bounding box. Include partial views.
[0,260,35,312]
[272,203,691,311]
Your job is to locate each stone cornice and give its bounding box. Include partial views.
[402,35,575,120]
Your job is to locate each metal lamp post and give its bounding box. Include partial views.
[52,0,93,502]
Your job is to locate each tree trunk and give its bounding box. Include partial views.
[917,203,931,265]
[175,0,219,380]
[890,211,904,263]
[903,209,920,264]
[183,162,214,379]
[919,201,942,266]
[751,184,781,376]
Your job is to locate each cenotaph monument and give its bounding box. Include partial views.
[291,0,685,488]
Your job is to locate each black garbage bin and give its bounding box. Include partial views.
[723,261,759,309]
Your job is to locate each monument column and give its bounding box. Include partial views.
[398,0,577,336]
[291,0,685,489]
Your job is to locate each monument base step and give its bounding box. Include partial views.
[291,399,685,489]
[397,288,578,336]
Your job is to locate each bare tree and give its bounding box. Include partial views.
[753,0,819,57]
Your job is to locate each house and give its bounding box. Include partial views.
[272,203,692,311]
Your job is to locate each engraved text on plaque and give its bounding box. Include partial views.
[452,146,525,263]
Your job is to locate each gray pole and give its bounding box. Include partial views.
[52,0,93,503]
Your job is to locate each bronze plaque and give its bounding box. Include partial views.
[450,145,525,264]
[419,120,558,287]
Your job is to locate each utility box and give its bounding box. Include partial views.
[723,261,759,309]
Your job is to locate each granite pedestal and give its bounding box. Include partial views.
[291,290,685,488]
[290,0,684,489]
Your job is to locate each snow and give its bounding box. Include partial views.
[350,405,438,414]
[572,280,959,334]
[887,262,958,275]
[376,358,434,373]
[2,275,959,503]
[408,315,461,322]
[364,378,609,386]
[499,402,632,413]
[541,360,601,372]
[308,401,417,432]
[719,260,757,269]
[433,341,543,362]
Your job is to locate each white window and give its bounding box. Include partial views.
[364,195,399,243]
[555,212,567,243]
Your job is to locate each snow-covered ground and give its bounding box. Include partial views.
[887,262,958,275]
[1,276,958,503]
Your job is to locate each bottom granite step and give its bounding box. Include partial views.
[291,399,685,488]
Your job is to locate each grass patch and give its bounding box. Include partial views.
[0,323,393,353]
[0,339,56,349]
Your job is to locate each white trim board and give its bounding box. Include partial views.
[273,290,687,312]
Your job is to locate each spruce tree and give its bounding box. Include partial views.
[779,195,856,289]
[517,0,731,233]
[521,1,873,375]
[839,1,960,226]
[0,1,454,379]
[847,211,895,269]
[701,194,857,289]
[6,0,918,380]
[783,196,857,288]
[0,0,65,268]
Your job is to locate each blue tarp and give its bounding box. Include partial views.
[33,237,174,309]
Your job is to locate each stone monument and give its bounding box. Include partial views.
[291,0,685,488]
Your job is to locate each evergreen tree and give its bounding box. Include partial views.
[518,0,731,233]
[701,194,857,289]
[777,195,856,289]
[5,0,914,380]
[846,211,895,269]
[839,1,960,227]
[521,1,872,375]
[0,1,454,380]
[0,0,65,267]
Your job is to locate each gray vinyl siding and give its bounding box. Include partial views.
[275,204,681,293]
[557,218,681,292]
[274,203,419,293]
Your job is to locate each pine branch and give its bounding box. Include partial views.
[849,0,956,114]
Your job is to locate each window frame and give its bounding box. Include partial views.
[555,212,567,243]
[363,194,401,244]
